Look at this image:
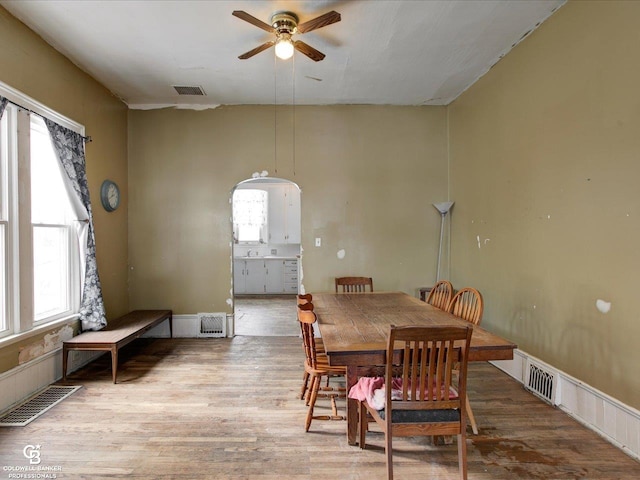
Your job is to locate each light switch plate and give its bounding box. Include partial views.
[315,238,321,247]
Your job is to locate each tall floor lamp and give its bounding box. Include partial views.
[433,201,454,282]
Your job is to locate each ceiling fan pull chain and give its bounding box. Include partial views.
[293,53,296,176]
[274,51,278,174]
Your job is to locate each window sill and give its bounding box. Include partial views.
[0,314,80,349]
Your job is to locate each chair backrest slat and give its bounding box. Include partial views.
[426,280,453,310]
[297,305,319,369]
[447,287,484,325]
[386,325,472,412]
[335,277,374,293]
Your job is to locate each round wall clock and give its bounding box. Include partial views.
[100,179,120,212]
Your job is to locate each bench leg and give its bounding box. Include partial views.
[63,346,69,381]
[111,346,118,384]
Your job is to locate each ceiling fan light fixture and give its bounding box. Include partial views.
[233,9,340,62]
[275,35,294,60]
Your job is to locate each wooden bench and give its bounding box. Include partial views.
[62,310,172,384]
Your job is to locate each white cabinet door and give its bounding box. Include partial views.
[244,260,266,294]
[284,184,301,244]
[268,185,286,244]
[265,259,285,293]
[233,260,246,294]
[268,184,300,244]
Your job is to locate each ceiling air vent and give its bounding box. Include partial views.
[173,85,205,96]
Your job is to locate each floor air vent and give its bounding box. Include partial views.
[524,359,557,405]
[198,312,226,338]
[0,385,81,427]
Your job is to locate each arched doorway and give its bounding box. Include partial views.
[231,177,301,336]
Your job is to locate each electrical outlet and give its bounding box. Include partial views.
[315,238,321,247]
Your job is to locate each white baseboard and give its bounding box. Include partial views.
[142,314,234,338]
[491,349,640,461]
[0,348,100,415]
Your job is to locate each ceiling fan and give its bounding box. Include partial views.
[232,10,341,62]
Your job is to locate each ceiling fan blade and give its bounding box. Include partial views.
[293,41,325,62]
[232,10,275,33]
[238,41,276,60]
[296,11,341,34]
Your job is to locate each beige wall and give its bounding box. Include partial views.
[5,0,637,413]
[448,1,640,408]
[0,7,128,373]
[128,105,448,313]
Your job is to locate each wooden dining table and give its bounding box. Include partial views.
[312,291,518,445]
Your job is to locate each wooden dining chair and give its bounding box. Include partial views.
[447,287,483,325]
[297,293,312,304]
[358,324,473,480]
[296,299,331,401]
[425,280,454,310]
[297,300,316,401]
[297,306,346,431]
[447,287,483,434]
[335,276,374,293]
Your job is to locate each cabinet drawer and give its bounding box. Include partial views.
[284,283,298,293]
[284,266,298,275]
[284,260,297,267]
[284,273,298,283]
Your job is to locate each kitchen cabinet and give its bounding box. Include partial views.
[269,184,300,244]
[233,259,246,294]
[234,258,298,294]
[265,259,285,293]
[234,259,266,294]
[283,260,299,293]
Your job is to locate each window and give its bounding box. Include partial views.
[31,115,77,322]
[0,86,82,339]
[232,189,268,243]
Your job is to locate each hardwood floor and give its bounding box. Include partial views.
[1,336,638,479]
[234,295,300,336]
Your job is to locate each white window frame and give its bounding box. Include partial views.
[0,81,84,341]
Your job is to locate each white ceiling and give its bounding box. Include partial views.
[1,0,565,109]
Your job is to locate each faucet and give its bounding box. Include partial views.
[247,249,252,257]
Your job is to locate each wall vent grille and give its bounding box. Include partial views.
[524,358,557,405]
[173,85,205,96]
[198,313,226,338]
[0,386,81,427]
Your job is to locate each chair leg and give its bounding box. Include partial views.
[457,432,468,480]
[305,375,315,406]
[466,396,478,435]
[385,430,393,480]
[305,375,320,432]
[300,371,309,400]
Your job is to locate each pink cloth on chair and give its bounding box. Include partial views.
[348,377,404,410]
[349,376,459,410]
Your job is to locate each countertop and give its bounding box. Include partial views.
[234,256,298,260]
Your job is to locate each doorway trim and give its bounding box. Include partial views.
[230,177,302,336]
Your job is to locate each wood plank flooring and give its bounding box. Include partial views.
[234,295,300,336]
[1,336,638,479]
